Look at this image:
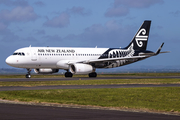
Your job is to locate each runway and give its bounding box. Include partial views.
[0,76,180,119]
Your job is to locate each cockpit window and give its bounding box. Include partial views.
[13,53,18,55]
[13,52,25,56]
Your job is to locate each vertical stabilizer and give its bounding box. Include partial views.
[125,20,151,51]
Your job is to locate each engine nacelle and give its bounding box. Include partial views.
[69,63,94,74]
[34,69,59,74]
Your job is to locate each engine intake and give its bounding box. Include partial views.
[34,69,59,74]
[69,63,94,74]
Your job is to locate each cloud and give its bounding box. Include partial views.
[170,10,180,17]
[34,1,45,7]
[43,12,70,28]
[105,20,121,30]
[42,35,63,46]
[63,20,135,47]
[43,35,62,41]
[0,22,7,31]
[23,36,38,42]
[157,25,163,29]
[0,6,38,23]
[105,0,164,17]
[43,6,91,28]
[105,6,129,17]
[84,20,123,34]
[114,0,164,8]
[0,0,28,7]
[68,6,91,16]
[0,28,20,43]
[34,30,46,35]
[42,20,128,47]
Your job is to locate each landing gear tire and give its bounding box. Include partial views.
[26,68,31,78]
[65,72,73,77]
[26,74,31,78]
[89,72,97,77]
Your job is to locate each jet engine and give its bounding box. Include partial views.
[34,69,59,74]
[69,63,94,74]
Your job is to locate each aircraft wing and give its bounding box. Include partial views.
[76,56,146,64]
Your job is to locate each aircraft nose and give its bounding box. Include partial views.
[5,56,14,66]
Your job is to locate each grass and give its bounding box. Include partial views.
[0,73,180,78]
[0,87,180,112]
[0,79,180,87]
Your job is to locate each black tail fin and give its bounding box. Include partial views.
[125,20,151,51]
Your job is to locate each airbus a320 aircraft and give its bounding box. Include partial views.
[6,21,168,78]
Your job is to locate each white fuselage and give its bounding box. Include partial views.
[6,47,110,70]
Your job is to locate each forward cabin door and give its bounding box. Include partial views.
[30,49,37,61]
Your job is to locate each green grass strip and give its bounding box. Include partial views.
[0,79,180,87]
[0,87,180,112]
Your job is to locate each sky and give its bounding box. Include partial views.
[0,0,180,70]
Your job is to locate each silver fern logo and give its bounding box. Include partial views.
[108,44,134,58]
[135,28,148,47]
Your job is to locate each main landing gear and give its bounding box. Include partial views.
[89,72,97,77]
[26,69,31,78]
[64,71,97,78]
[65,71,73,77]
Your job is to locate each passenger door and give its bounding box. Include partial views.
[31,49,37,61]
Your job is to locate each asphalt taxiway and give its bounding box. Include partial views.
[0,103,179,120]
[0,76,180,82]
[0,84,180,91]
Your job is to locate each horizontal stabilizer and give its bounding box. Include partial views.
[155,43,164,55]
[139,53,155,56]
[159,51,170,54]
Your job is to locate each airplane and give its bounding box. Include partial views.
[5,20,168,78]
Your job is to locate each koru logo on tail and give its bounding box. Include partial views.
[135,28,148,47]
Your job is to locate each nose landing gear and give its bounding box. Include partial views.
[26,69,31,78]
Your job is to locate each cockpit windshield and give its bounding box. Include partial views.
[13,52,25,56]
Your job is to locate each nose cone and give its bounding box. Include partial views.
[6,56,14,66]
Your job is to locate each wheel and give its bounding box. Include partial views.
[65,72,73,77]
[89,72,97,77]
[26,74,31,78]
[26,68,31,78]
